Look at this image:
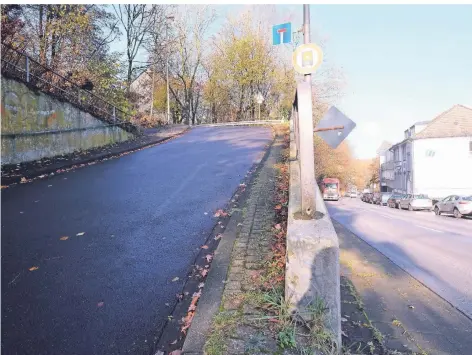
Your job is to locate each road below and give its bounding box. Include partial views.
[327,197,472,319]
[1,126,272,355]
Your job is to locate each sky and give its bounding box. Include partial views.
[215,5,472,159]
[112,5,472,159]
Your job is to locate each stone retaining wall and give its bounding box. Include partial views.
[1,76,133,165]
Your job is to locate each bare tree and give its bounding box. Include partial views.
[113,4,166,93]
[166,5,216,125]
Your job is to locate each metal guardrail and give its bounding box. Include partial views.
[291,82,316,217]
[198,120,284,127]
[0,44,132,128]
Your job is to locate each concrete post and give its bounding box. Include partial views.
[297,82,316,216]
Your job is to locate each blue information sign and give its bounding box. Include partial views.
[272,23,291,45]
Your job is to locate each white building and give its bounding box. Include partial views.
[380,104,472,199]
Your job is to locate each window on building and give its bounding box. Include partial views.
[425,149,435,157]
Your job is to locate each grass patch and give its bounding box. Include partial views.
[204,310,242,355]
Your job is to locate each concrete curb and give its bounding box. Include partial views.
[180,134,277,355]
[1,127,190,186]
[285,130,342,347]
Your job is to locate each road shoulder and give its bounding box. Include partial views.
[333,219,472,355]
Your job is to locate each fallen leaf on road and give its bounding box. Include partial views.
[21,177,27,183]
[60,236,69,241]
[275,204,282,210]
[274,224,281,230]
[214,234,222,240]
[201,269,208,277]
[29,266,39,271]
[169,350,181,355]
[201,245,209,249]
[97,302,104,307]
[213,209,228,218]
[76,232,85,236]
[165,303,170,307]
[205,254,213,263]
[170,339,178,345]
[188,304,196,311]
[172,277,180,282]
[198,282,205,288]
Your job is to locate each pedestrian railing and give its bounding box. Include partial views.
[1,44,132,128]
[291,81,316,217]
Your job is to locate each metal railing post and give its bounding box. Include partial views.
[113,107,116,122]
[26,57,30,82]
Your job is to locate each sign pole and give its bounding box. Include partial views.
[303,4,311,84]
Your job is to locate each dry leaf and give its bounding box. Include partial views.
[29,266,39,271]
[205,254,213,263]
[188,304,196,311]
[274,224,281,230]
[214,234,222,240]
[60,236,69,241]
[172,277,180,282]
[201,245,209,249]
[198,282,205,288]
[275,204,282,210]
[21,177,27,183]
[76,232,85,236]
[201,269,209,277]
[97,301,104,307]
[170,339,178,345]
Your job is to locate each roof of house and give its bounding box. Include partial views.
[376,141,393,155]
[415,104,472,139]
[412,120,431,126]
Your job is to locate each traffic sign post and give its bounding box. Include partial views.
[272,23,292,45]
[255,93,264,120]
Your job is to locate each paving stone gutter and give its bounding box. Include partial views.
[180,131,283,355]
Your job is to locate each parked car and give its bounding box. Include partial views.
[372,192,382,205]
[380,193,392,206]
[387,194,404,209]
[433,195,472,218]
[363,193,373,203]
[350,191,358,198]
[399,194,433,211]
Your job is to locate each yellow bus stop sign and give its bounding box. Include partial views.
[292,43,323,75]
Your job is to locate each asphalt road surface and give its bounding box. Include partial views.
[1,126,272,355]
[327,197,472,319]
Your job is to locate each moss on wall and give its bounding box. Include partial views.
[1,76,133,165]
